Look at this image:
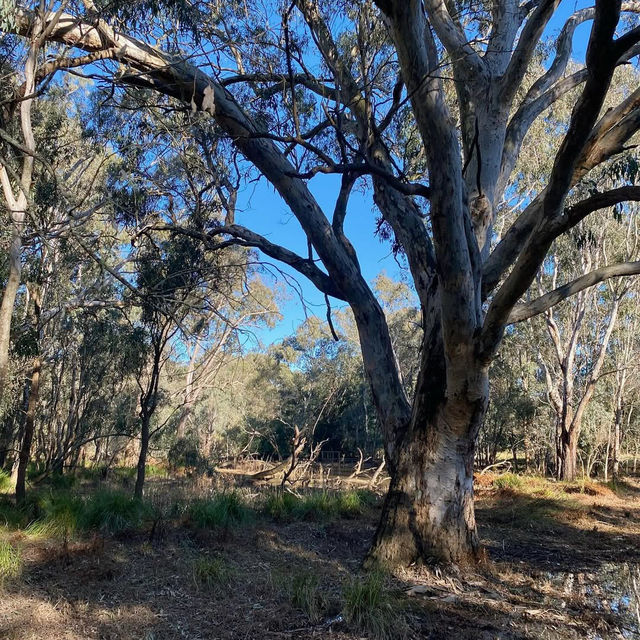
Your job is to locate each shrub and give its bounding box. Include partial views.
[0,540,21,586]
[43,473,77,491]
[169,437,210,475]
[192,555,233,590]
[187,492,250,529]
[342,570,406,640]
[0,499,26,529]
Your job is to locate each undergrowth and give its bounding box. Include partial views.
[25,490,153,538]
[492,473,524,491]
[0,470,12,494]
[192,554,234,591]
[264,489,376,521]
[342,569,407,640]
[273,569,328,623]
[0,540,21,586]
[187,492,251,529]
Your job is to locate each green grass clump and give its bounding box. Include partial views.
[192,555,233,590]
[0,540,22,586]
[145,464,169,479]
[493,472,524,491]
[286,572,327,623]
[0,470,12,494]
[297,492,337,519]
[0,499,26,529]
[263,491,299,520]
[342,569,406,640]
[264,489,376,522]
[80,490,152,534]
[26,492,82,541]
[187,492,250,529]
[42,473,77,491]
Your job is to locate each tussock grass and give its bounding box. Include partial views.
[25,489,152,538]
[187,492,251,529]
[272,569,328,623]
[492,472,525,491]
[0,499,26,529]
[0,470,12,494]
[263,489,376,522]
[80,490,152,533]
[192,555,234,591]
[342,569,407,640]
[288,572,327,622]
[0,540,21,586]
[26,492,81,540]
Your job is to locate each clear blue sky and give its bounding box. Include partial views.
[236,173,404,345]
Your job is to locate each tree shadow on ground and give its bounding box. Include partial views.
[476,490,640,573]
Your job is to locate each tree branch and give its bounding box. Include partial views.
[509,261,640,322]
[481,1,624,358]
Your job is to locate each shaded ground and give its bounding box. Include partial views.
[1,473,640,640]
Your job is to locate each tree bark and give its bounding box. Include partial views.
[0,230,22,399]
[557,426,579,482]
[15,357,40,503]
[368,402,484,565]
[134,409,151,500]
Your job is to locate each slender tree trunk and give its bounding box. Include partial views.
[604,424,611,482]
[15,354,41,503]
[612,409,621,480]
[0,230,22,399]
[134,338,164,499]
[134,409,151,499]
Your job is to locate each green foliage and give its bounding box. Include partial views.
[263,491,299,520]
[0,470,11,493]
[145,464,170,479]
[342,569,406,640]
[278,571,327,623]
[168,437,209,475]
[80,490,152,534]
[187,492,250,529]
[0,0,15,32]
[263,490,375,522]
[0,500,26,528]
[0,540,21,586]
[24,490,151,538]
[192,555,233,591]
[26,492,82,540]
[492,473,524,491]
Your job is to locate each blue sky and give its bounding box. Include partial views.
[236,173,403,345]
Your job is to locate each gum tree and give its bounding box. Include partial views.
[8,0,640,564]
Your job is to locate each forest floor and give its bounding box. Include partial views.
[1,470,640,640]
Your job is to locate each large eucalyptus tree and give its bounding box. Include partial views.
[7,0,640,565]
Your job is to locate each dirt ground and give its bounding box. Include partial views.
[1,473,640,640]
